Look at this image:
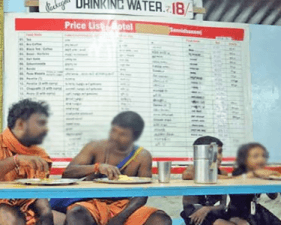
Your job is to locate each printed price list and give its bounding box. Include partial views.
[15,19,250,158]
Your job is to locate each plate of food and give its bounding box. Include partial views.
[94,175,152,184]
[266,175,281,180]
[16,178,80,186]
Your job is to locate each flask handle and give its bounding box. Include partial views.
[209,142,218,169]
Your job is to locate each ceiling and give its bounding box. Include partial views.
[202,0,281,26]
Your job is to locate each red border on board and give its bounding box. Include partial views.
[15,18,244,41]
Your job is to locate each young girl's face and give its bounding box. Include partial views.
[246,147,267,171]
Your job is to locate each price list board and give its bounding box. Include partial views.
[4,14,252,159]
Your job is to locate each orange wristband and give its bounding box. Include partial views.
[93,163,100,174]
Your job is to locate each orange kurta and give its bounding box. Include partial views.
[69,199,158,225]
[0,128,52,224]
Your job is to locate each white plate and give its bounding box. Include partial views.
[16,178,80,186]
[94,177,152,184]
[267,175,281,180]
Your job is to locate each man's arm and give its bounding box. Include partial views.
[0,157,20,178]
[107,150,152,225]
[62,143,97,179]
[62,142,120,180]
[232,169,280,179]
[0,155,49,178]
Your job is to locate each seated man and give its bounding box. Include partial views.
[0,99,53,225]
[181,136,228,225]
[61,111,172,225]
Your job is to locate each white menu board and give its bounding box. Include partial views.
[4,13,252,160]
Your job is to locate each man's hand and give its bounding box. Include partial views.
[98,164,120,180]
[254,169,280,178]
[107,215,126,225]
[17,155,49,173]
[189,206,211,225]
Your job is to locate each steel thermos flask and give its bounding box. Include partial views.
[193,142,218,184]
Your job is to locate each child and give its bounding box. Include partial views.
[216,142,281,225]
[181,136,229,225]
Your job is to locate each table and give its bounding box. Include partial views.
[1,178,280,199]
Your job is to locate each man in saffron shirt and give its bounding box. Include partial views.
[0,99,53,225]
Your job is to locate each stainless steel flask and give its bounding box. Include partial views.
[194,142,218,184]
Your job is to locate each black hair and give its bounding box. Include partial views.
[232,142,269,176]
[111,111,144,141]
[8,99,49,129]
[193,136,223,147]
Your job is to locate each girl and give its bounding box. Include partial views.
[216,142,281,225]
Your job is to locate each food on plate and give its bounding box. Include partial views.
[118,175,134,181]
[39,178,55,183]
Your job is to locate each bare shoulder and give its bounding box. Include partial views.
[84,140,107,152]
[70,140,107,165]
[137,148,152,163]
[83,140,107,154]
[74,141,106,157]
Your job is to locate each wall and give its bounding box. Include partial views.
[250,24,281,162]
[4,0,26,12]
